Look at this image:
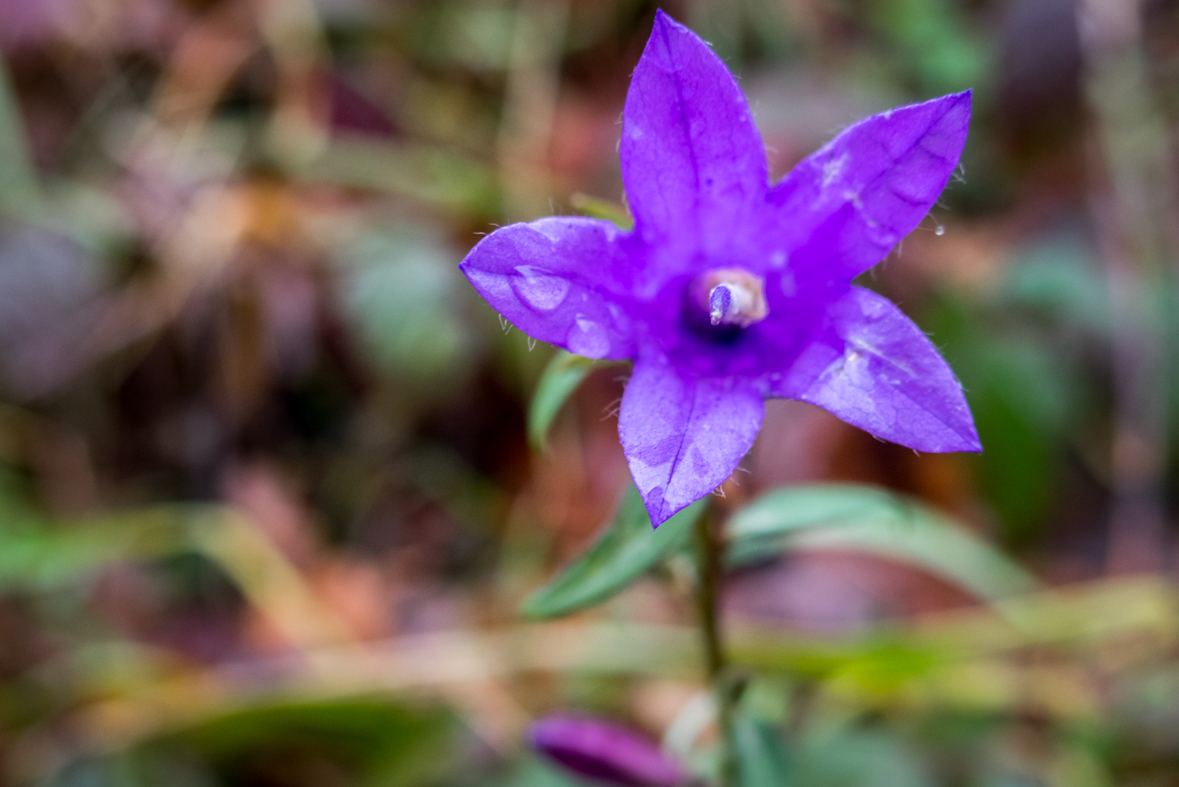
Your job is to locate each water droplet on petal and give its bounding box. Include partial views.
[513,265,570,311]
[567,316,609,358]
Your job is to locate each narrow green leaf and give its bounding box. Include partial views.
[527,351,595,451]
[569,192,634,230]
[0,58,40,217]
[727,484,1037,601]
[727,484,902,548]
[521,486,705,619]
[0,508,190,591]
[734,715,791,787]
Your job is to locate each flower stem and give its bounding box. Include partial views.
[694,504,737,787]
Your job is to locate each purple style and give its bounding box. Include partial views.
[461,10,981,526]
[529,714,686,787]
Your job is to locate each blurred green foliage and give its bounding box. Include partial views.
[337,226,476,388]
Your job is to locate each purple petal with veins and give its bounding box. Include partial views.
[460,9,979,525]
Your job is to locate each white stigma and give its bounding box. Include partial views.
[694,268,768,328]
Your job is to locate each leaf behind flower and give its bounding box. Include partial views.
[726,483,1037,602]
[527,351,597,451]
[521,486,704,619]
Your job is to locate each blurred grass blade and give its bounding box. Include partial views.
[734,715,790,787]
[527,350,594,450]
[0,58,40,217]
[301,138,496,214]
[0,503,353,648]
[727,484,1038,601]
[190,509,357,648]
[0,508,188,592]
[521,486,704,619]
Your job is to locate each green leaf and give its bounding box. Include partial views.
[569,192,634,230]
[726,484,1037,602]
[521,486,705,619]
[726,484,902,556]
[527,351,596,451]
[0,508,189,592]
[735,715,791,787]
[0,59,40,218]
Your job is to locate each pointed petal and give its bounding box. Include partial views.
[621,10,767,248]
[619,355,763,525]
[459,217,637,360]
[770,91,971,282]
[778,287,980,453]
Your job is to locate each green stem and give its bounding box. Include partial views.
[695,504,737,787]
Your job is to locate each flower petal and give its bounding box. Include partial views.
[529,715,686,787]
[770,91,971,282]
[777,287,980,452]
[621,10,767,248]
[620,354,763,525]
[459,217,637,360]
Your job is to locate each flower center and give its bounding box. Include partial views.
[691,268,768,329]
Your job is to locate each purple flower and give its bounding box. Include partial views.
[529,714,686,787]
[461,11,980,526]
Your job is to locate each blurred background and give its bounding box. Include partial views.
[0,0,1178,784]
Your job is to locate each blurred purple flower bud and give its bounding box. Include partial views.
[529,714,686,787]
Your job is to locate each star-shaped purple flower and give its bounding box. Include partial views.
[461,10,980,526]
